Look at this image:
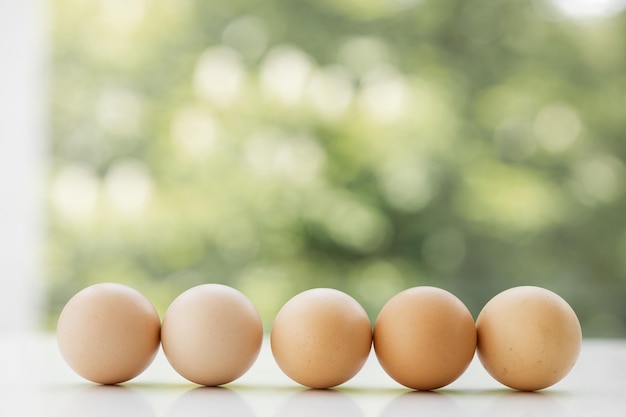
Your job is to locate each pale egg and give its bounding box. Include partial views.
[160,284,263,386]
[56,283,161,384]
[373,286,476,390]
[270,288,372,389]
[476,286,582,391]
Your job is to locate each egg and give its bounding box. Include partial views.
[160,284,263,386]
[373,286,477,390]
[476,286,582,391]
[56,283,161,384]
[270,288,372,389]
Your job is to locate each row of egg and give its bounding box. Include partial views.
[56,283,582,391]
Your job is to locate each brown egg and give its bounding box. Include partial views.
[161,284,263,386]
[56,283,161,384]
[476,286,582,391]
[373,286,477,390]
[270,288,372,389]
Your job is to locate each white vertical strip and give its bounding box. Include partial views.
[0,0,46,333]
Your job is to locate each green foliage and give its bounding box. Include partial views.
[48,0,626,336]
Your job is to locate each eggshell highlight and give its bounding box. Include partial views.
[373,286,477,390]
[476,286,582,391]
[56,283,161,384]
[161,284,263,386]
[270,288,373,389]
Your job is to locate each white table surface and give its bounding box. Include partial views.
[1,334,625,416]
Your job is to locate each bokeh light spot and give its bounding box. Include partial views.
[378,158,434,212]
[546,0,626,20]
[571,153,624,204]
[170,106,220,159]
[259,45,315,107]
[51,164,100,222]
[307,65,354,120]
[307,190,391,253]
[358,66,411,124]
[194,46,246,108]
[221,15,268,61]
[337,36,391,78]
[103,159,154,218]
[244,129,326,184]
[455,161,565,232]
[534,103,582,154]
[352,260,405,314]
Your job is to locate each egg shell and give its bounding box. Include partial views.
[270,288,373,389]
[56,283,161,384]
[160,284,263,386]
[373,286,477,390]
[476,286,582,391]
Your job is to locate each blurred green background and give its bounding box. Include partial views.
[46,0,626,336]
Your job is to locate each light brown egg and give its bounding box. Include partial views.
[476,286,582,391]
[56,283,161,384]
[160,284,263,386]
[373,286,476,390]
[270,288,372,389]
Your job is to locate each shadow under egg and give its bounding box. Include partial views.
[166,386,257,417]
[378,390,461,417]
[481,390,568,417]
[61,385,155,417]
[275,388,365,417]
